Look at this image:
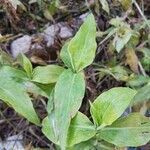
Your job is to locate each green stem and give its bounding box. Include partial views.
[97,124,106,131]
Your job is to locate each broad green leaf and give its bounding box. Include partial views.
[60,14,97,72]
[42,112,96,148]
[42,90,58,145]
[67,138,96,150]
[90,87,137,126]
[0,66,53,98]
[54,69,85,149]
[32,65,64,84]
[99,0,110,14]
[35,83,55,98]
[67,112,96,147]
[97,113,150,147]
[0,77,40,125]
[60,42,74,71]
[24,81,54,98]
[133,83,150,103]
[42,114,59,145]
[0,66,27,81]
[18,54,33,78]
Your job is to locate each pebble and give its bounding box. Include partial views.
[0,135,24,150]
[43,24,59,47]
[58,23,73,39]
[11,35,32,58]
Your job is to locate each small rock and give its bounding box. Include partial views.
[43,25,59,47]
[31,43,43,50]
[11,35,32,58]
[79,13,88,21]
[58,23,73,39]
[43,23,73,47]
[0,135,24,150]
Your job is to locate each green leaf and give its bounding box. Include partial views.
[42,112,96,148]
[42,114,59,145]
[99,65,128,81]
[18,54,33,78]
[113,27,132,52]
[98,27,117,45]
[0,49,13,66]
[0,65,53,98]
[109,17,124,27]
[67,138,96,150]
[54,69,85,149]
[96,141,115,150]
[35,83,55,98]
[60,14,97,72]
[67,112,96,147]
[47,89,55,114]
[99,0,110,14]
[0,66,27,81]
[42,90,58,145]
[67,139,114,150]
[90,87,137,127]
[10,0,26,11]
[24,81,54,98]
[127,32,139,48]
[32,65,64,84]
[109,17,133,52]
[97,113,150,147]
[0,77,40,125]
[127,75,150,87]
[60,42,74,71]
[43,0,60,20]
[141,48,150,71]
[133,83,150,103]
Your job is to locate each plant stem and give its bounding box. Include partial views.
[97,124,105,131]
[133,0,150,28]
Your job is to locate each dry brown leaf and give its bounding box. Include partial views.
[125,48,139,74]
[25,142,32,150]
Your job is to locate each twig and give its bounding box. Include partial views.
[138,61,147,76]
[133,0,150,28]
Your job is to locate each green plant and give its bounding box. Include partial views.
[28,0,61,20]
[0,14,150,150]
